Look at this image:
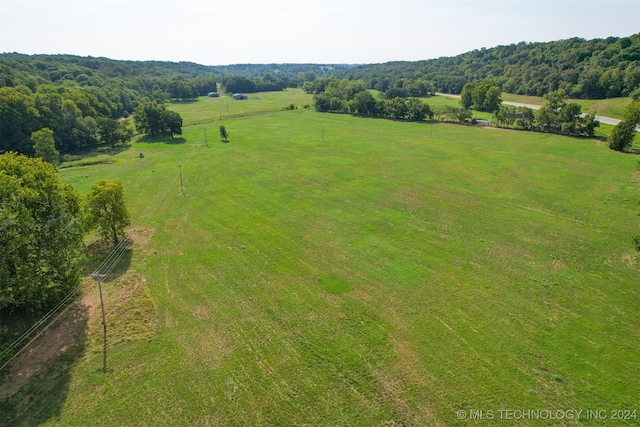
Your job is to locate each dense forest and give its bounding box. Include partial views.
[209,63,354,80]
[0,54,213,155]
[0,54,352,155]
[337,34,640,98]
[0,54,337,120]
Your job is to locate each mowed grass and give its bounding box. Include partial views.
[167,90,314,127]
[2,90,640,426]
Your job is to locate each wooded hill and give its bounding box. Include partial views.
[2,34,639,156]
[0,54,352,155]
[0,53,352,118]
[337,34,640,99]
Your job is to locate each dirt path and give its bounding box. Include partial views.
[0,227,156,401]
[0,293,91,400]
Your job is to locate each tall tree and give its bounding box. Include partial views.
[406,98,433,122]
[348,91,377,116]
[192,74,217,96]
[536,89,567,133]
[31,127,59,166]
[460,83,474,109]
[386,97,407,120]
[134,100,165,136]
[58,99,83,151]
[313,93,331,112]
[483,85,502,112]
[160,110,183,139]
[98,117,133,148]
[609,100,640,152]
[84,179,131,246]
[0,152,84,315]
[134,100,183,139]
[460,80,502,112]
[168,74,198,101]
[224,76,256,94]
[0,87,40,155]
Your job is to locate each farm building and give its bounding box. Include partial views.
[232,93,248,100]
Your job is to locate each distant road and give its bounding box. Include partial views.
[436,93,635,129]
[501,101,623,126]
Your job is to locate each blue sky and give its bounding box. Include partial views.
[1,0,638,65]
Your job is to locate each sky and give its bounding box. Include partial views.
[0,0,638,66]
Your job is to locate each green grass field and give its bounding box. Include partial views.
[2,90,639,426]
[167,90,314,127]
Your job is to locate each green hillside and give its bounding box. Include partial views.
[339,34,640,98]
[1,90,639,426]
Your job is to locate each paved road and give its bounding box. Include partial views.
[436,93,635,128]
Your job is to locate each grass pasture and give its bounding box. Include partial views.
[2,90,639,426]
[167,90,314,127]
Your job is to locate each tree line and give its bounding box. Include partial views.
[337,34,640,99]
[307,77,640,147]
[0,54,336,157]
[1,152,131,350]
[1,153,84,318]
[304,77,433,121]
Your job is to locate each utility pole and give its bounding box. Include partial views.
[98,277,107,372]
[91,273,108,372]
[204,128,208,147]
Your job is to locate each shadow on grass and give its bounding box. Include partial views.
[69,143,132,158]
[169,99,197,105]
[0,304,88,426]
[58,144,133,168]
[82,238,133,283]
[137,135,186,144]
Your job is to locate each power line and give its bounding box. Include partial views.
[0,286,83,370]
[1,165,182,373]
[89,166,181,372]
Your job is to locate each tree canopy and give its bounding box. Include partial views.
[0,54,344,156]
[133,100,183,138]
[2,35,638,156]
[338,35,640,99]
[609,100,640,151]
[308,77,434,122]
[84,178,131,246]
[97,117,134,148]
[31,127,59,166]
[535,89,599,136]
[0,152,84,315]
[460,80,502,112]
